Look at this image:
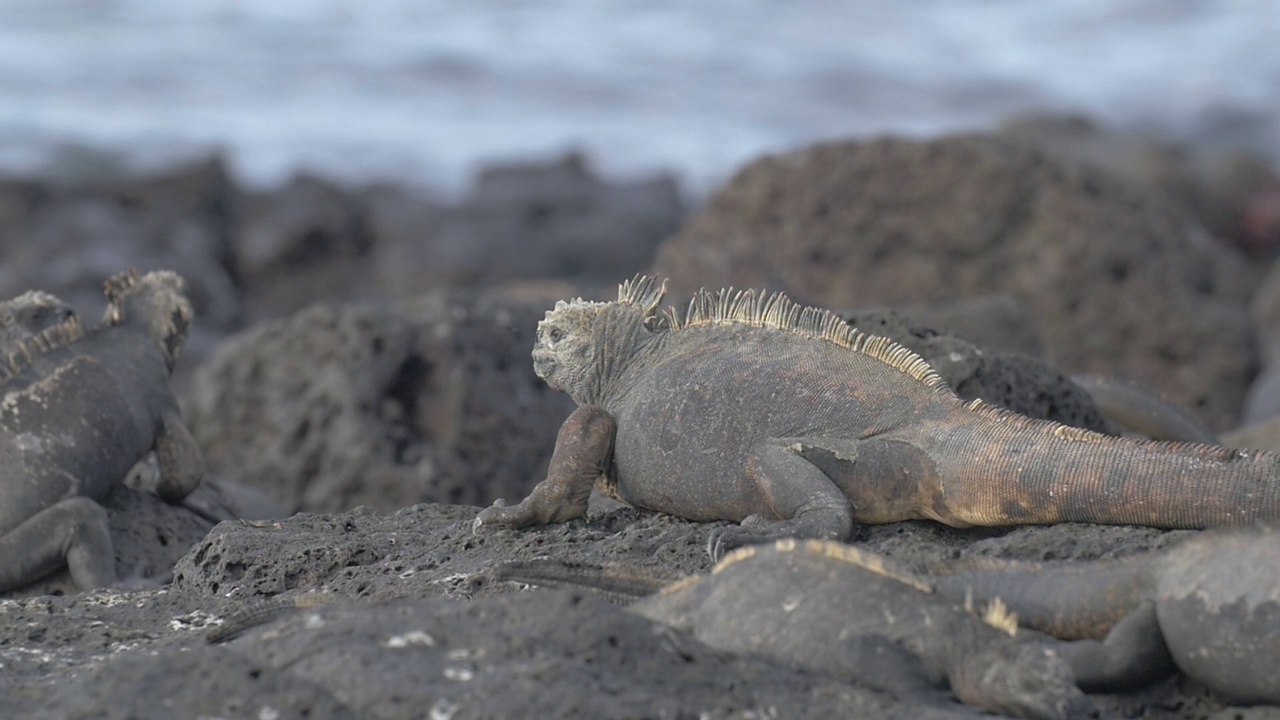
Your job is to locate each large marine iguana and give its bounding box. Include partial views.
[495,538,1095,720]
[0,270,204,593]
[927,524,1280,705]
[475,276,1280,558]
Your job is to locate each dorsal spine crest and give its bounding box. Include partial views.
[620,277,949,393]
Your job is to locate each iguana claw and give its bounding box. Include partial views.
[707,516,775,562]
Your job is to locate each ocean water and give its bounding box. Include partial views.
[0,0,1277,193]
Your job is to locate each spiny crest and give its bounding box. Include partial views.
[714,539,933,594]
[670,284,948,392]
[965,591,1019,637]
[617,274,668,314]
[0,315,87,384]
[102,268,193,333]
[102,267,144,314]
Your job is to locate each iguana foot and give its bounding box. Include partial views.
[473,404,615,532]
[707,511,853,562]
[954,643,1097,720]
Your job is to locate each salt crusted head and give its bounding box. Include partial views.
[103,269,194,368]
[533,275,667,404]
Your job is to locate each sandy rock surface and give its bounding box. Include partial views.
[0,504,1240,719]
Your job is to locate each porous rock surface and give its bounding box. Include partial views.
[181,290,575,514]
[0,503,1240,719]
[652,134,1258,430]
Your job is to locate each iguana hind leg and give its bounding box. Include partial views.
[0,497,116,592]
[1052,600,1175,693]
[707,437,853,561]
[474,404,616,530]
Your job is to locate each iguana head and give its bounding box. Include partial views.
[0,291,76,346]
[533,276,668,404]
[103,269,194,369]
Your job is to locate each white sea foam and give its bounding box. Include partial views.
[0,0,1275,192]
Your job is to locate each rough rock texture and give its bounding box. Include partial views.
[0,503,1246,719]
[998,114,1280,259]
[652,134,1258,430]
[181,291,575,514]
[842,307,1109,432]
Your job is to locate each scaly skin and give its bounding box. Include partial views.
[475,277,1280,559]
[929,524,1280,705]
[0,270,204,593]
[496,538,1094,720]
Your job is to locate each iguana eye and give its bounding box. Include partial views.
[547,328,565,343]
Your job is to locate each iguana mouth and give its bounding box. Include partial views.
[533,355,555,381]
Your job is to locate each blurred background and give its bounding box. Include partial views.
[2,0,1277,194]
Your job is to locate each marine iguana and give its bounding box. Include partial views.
[0,290,77,346]
[928,524,1280,705]
[474,276,1280,559]
[0,269,204,593]
[495,538,1095,720]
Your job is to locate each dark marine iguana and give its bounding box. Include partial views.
[475,276,1280,559]
[0,290,77,346]
[495,538,1095,720]
[927,524,1280,705]
[0,270,204,593]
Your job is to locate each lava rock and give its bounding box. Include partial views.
[181,291,575,514]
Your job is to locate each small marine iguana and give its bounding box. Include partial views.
[475,277,1280,559]
[496,538,1095,720]
[0,290,77,346]
[0,270,204,593]
[928,524,1280,705]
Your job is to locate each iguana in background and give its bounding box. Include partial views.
[0,290,77,346]
[495,538,1095,720]
[475,276,1280,558]
[928,524,1280,705]
[0,270,204,593]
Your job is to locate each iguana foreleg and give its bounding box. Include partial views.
[0,497,115,592]
[474,404,616,530]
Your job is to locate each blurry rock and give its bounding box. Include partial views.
[234,173,374,321]
[902,294,1044,358]
[1223,415,1280,452]
[1244,260,1280,425]
[999,114,1280,258]
[843,307,1108,432]
[371,152,683,293]
[181,291,575,514]
[653,134,1257,430]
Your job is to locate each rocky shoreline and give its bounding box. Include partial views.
[4,120,1280,718]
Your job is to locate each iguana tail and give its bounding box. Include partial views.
[925,555,1158,640]
[492,560,679,603]
[930,401,1280,529]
